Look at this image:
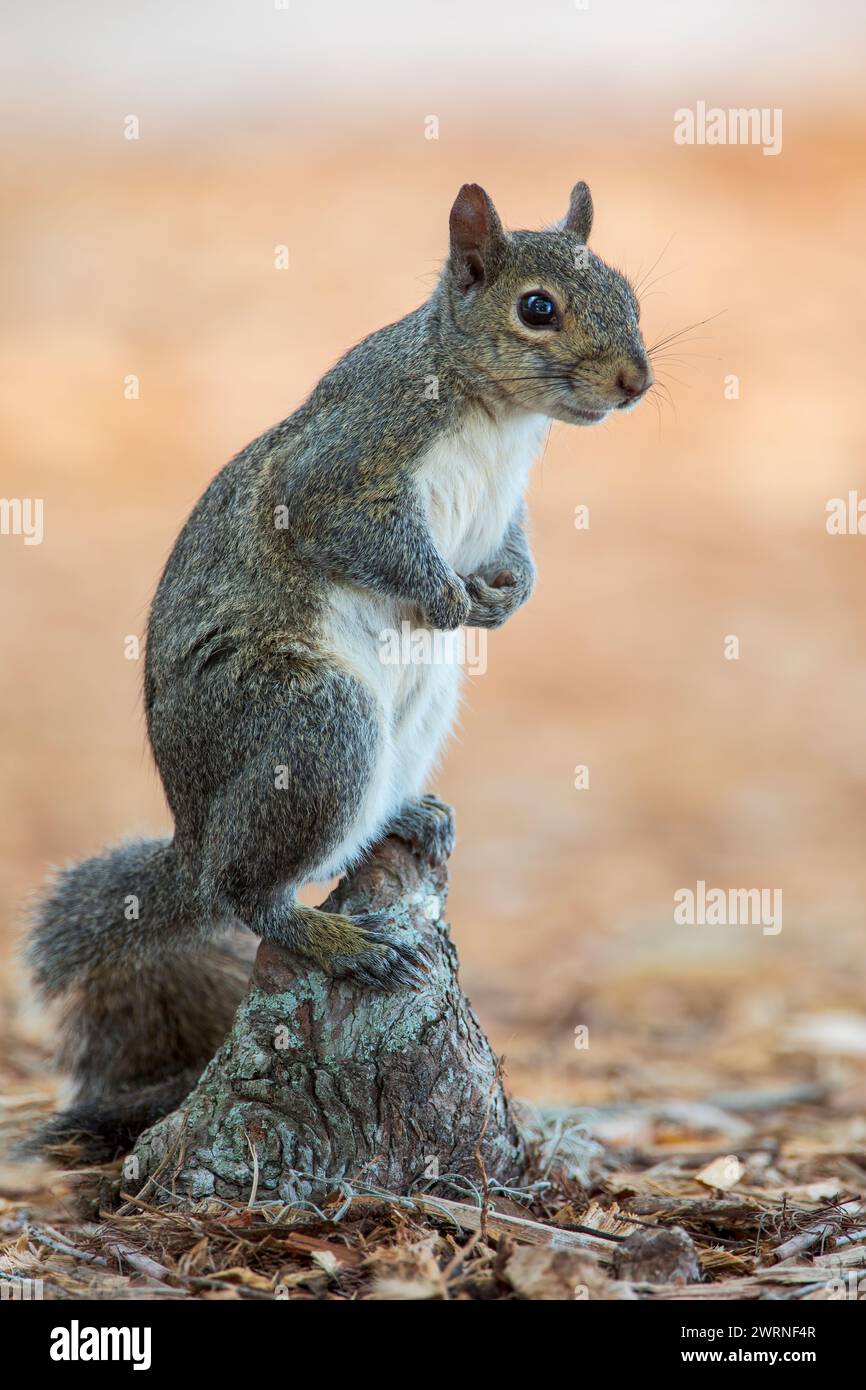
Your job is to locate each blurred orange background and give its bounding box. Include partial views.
[2,0,866,1119]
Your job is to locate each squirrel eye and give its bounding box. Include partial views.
[518,291,559,329]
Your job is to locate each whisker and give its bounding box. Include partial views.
[481,373,576,384]
[649,332,717,355]
[654,371,687,393]
[652,379,679,405]
[649,350,716,362]
[637,264,683,301]
[649,381,678,424]
[649,359,702,376]
[633,235,676,296]
[645,310,726,355]
[649,391,663,439]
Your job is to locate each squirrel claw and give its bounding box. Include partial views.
[329,912,432,992]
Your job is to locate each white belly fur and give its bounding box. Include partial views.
[315,409,547,879]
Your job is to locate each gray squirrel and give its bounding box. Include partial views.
[26,181,651,1159]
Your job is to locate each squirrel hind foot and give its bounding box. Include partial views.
[283,905,431,992]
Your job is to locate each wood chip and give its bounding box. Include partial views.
[695,1154,745,1190]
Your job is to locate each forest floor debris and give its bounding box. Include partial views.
[2,1071,864,1300]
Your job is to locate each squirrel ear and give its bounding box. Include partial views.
[448,184,505,291]
[562,181,594,242]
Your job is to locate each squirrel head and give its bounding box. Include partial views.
[441,182,652,426]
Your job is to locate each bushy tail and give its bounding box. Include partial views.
[25,837,254,1163]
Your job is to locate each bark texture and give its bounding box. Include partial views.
[130,821,527,1207]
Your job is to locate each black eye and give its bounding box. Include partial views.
[518,291,559,329]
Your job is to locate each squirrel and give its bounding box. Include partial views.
[26,181,651,1160]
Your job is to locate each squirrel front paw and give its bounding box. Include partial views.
[463,568,533,629]
[423,574,471,631]
[385,794,455,866]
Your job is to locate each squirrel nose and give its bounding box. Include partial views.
[616,360,651,402]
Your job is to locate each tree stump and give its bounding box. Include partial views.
[128,812,527,1208]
